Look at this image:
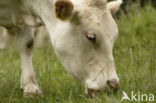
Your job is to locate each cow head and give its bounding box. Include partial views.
[52,0,122,97]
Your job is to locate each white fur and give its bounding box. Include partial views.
[0,26,49,49]
[35,26,50,47]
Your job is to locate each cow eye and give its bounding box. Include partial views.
[86,32,96,44]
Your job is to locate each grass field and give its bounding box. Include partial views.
[0,6,156,103]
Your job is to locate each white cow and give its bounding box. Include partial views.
[0,0,122,97]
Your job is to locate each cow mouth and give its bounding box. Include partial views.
[86,88,103,98]
[87,88,95,97]
[86,81,120,97]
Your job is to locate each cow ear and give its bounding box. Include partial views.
[107,0,122,15]
[55,0,74,21]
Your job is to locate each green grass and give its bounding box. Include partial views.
[0,6,156,103]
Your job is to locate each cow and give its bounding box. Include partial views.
[0,0,122,97]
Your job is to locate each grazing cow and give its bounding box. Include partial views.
[0,0,122,97]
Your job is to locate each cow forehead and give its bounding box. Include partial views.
[78,9,104,28]
[73,0,107,16]
[86,0,107,10]
[71,0,109,27]
[75,0,107,6]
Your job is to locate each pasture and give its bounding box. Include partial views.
[0,6,156,103]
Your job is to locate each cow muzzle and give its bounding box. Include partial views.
[85,79,120,97]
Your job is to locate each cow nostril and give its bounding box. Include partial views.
[107,79,120,91]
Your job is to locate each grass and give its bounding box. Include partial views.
[0,6,156,103]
